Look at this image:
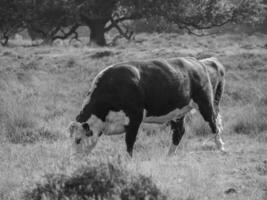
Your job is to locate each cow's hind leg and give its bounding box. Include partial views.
[124,110,143,157]
[168,117,185,156]
[213,80,225,151]
[214,113,225,151]
[193,87,225,151]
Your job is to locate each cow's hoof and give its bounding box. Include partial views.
[167,152,176,157]
[220,148,228,155]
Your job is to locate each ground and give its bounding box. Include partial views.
[0,33,267,200]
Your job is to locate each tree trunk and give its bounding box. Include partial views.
[1,34,9,46]
[86,19,108,46]
[41,37,54,45]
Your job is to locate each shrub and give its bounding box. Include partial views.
[23,163,166,200]
[120,175,166,200]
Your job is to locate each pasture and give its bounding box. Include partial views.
[0,33,267,200]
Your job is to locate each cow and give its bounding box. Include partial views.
[68,57,225,157]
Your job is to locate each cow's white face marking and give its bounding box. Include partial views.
[68,115,105,155]
[103,110,129,135]
[68,121,98,155]
[68,110,130,155]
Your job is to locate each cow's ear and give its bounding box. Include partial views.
[82,123,90,131]
[68,121,78,137]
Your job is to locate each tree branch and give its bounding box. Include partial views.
[109,17,134,40]
[52,24,80,41]
[105,16,133,32]
[176,7,236,34]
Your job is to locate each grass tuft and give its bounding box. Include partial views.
[0,83,60,144]
[228,105,267,135]
[65,58,77,68]
[91,50,115,59]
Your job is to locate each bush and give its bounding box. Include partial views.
[23,163,166,200]
[121,175,165,200]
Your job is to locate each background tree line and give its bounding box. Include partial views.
[0,0,266,46]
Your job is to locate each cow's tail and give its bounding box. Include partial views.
[214,79,224,112]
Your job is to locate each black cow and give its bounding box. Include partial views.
[68,57,225,156]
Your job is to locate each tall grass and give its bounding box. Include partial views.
[224,104,267,135]
[0,73,61,143]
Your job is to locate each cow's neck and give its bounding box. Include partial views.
[76,112,90,123]
[76,106,106,123]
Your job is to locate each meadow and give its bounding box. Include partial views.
[0,33,267,200]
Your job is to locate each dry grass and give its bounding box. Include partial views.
[0,33,267,200]
[227,105,267,135]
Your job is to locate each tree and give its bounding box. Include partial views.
[0,0,265,46]
[134,0,266,35]
[24,0,79,44]
[0,0,25,45]
[74,0,142,46]
[72,0,266,46]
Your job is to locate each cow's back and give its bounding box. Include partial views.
[89,57,219,119]
[136,59,192,116]
[91,59,193,117]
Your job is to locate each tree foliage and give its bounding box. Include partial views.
[137,0,266,35]
[0,0,25,45]
[24,0,79,44]
[0,0,265,46]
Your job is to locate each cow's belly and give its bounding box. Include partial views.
[102,101,197,135]
[143,101,197,124]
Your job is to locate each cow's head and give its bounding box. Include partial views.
[68,121,101,155]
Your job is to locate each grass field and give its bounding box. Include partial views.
[0,33,267,200]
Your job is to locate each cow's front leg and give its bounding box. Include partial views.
[125,111,143,157]
[168,117,185,156]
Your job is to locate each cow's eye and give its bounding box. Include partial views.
[82,123,90,131]
[98,131,103,137]
[85,130,93,137]
[75,138,82,144]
